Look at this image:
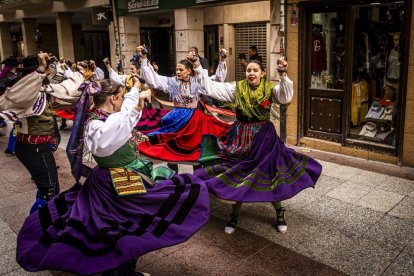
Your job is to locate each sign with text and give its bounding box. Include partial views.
[128,0,159,13]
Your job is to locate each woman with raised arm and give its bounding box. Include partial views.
[190,54,322,234]
[105,58,169,134]
[16,78,210,276]
[137,46,230,171]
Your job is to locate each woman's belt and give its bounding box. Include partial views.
[16,133,55,145]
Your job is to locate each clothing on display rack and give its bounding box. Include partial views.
[379,105,393,121]
[365,101,384,119]
[359,122,377,137]
[351,79,369,126]
[311,24,327,74]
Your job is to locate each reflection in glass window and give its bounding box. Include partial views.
[310,12,345,90]
[349,2,404,147]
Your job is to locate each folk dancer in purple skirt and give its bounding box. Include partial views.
[190,54,322,234]
[16,77,210,275]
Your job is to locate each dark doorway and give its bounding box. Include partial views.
[140,28,175,76]
[204,25,219,76]
[83,31,110,77]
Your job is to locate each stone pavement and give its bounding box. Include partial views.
[0,128,414,275]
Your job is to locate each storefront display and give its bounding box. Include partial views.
[302,1,407,152]
[349,3,404,147]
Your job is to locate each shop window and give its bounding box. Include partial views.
[309,12,345,90]
[349,2,405,148]
[301,1,407,152]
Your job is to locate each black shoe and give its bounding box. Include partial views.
[276,207,287,233]
[224,214,239,234]
[4,149,14,155]
[59,124,67,130]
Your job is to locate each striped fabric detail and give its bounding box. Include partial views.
[109,168,147,196]
[36,174,201,257]
[218,121,263,159]
[206,153,310,192]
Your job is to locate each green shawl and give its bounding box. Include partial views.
[234,79,274,121]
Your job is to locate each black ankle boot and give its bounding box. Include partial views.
[224,214,239,234]
[276,207,287,233]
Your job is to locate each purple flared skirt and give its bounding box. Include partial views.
[17,167,210,275]
[195,121,322,202]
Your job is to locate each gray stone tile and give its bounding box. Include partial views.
[194,216,271,259]
[0,183,17,198]
[357,189,404,213]
[4,268,53,275]
[0,249,20,274]
[382,252,414,276]
[0,200,33,234]
[245,243,347,276]
[389,196,414,221]
[291,224,358,265]
[0,231,17,254]
[317,160,340,174]
[409,189,414,198]
[1,164,32,183]
[285,175,345,211]
[328,236,400,276]
[140,238,241,276]
[378,176,414,195]
[0,190,34,209]
[136,250,167,270]
[351,170,390,188]
[290,196,382,236]
[329,202,384,236]
[294,196,344,224]
[222,260,274,276]
[405,239,414,255]
[323,164,364,181]
[364,214,414,250]
[327,181,373,204]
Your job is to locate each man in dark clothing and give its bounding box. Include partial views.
[189,46,209,72]
[240,45,263,70]
[189,46,216,108]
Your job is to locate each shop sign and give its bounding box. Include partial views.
[117,0,238,16]
[127,0,159,12]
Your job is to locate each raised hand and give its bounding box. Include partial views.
[277,56,288,75]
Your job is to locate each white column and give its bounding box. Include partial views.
[174,8,204,63]
[56,13,74,62]
[118,15,140,72]
[21,18,37,56]
[0,23,13,59]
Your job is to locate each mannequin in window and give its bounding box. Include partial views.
[369,43,386,101]
[381,32,400,106]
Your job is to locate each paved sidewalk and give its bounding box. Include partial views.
[1,130,414,275]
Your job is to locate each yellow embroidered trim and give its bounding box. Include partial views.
[109,168,147,196]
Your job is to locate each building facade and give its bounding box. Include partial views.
[1,0,413,169]
[0,0,112,71]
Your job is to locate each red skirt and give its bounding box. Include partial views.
[55,109,75,120]
[138,109,229,162]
